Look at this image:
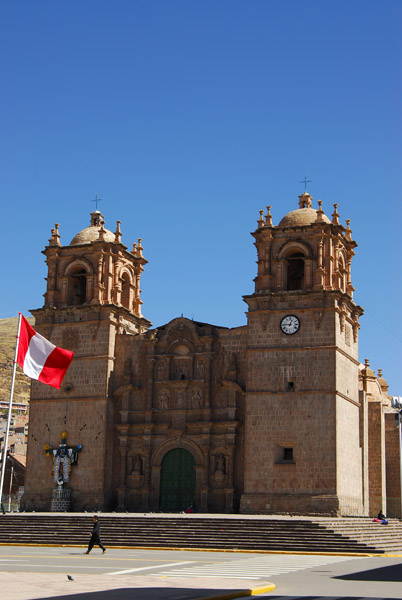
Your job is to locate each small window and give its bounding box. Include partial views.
[283,447,293,461]
[286,381,295,392]
[275,444,295,464]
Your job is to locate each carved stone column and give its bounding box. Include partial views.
[150,466,161,511]
[304,258,313,288]
[117,445,127,511]
[225,488,234,513]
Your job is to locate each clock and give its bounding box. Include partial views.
[280,315,300,335]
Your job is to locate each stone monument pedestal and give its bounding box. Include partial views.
[51,487,71,512]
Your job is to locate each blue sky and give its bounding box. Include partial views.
[1,0,401,394]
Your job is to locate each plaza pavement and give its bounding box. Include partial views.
[0,571,275,600]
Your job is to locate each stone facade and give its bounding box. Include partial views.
[21,196,399,515]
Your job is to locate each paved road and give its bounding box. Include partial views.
[0,545,364,577]
[236,553,402,600]
[1,546,402,599]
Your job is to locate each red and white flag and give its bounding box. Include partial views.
[17,314,74,389]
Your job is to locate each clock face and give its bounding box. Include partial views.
[280,315,300,335]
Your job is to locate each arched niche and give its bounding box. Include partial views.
[64,259,94,305]
[169,341,194,380]
[152,438,205,469]
[337,254,347,293]
[120,269,133,310]
[277,241,313,291]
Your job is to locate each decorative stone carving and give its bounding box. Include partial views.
[189,389,202,409]
[156,362,166,381]
[172,358,191,380]
[176,391,186,409]
[215,454,226,475]
[196,361,205,380]
[156,389,169,410]
[131,454,143,475]
[62,329,79,350]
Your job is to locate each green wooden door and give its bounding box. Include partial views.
[159,449,196,511]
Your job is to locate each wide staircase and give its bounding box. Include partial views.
[0,514,401,554]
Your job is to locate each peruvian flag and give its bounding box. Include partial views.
[17,314,74,389]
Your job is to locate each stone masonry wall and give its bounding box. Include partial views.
[385,412,401,518]
[368,401,385,516]
[336,397,364,515]
[22,397,110,511]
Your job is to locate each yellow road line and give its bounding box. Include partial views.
[0,542,395,557]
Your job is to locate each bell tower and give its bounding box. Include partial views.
[240,193,365,516]
[22,211,151,511]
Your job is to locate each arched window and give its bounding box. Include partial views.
[121,272,131,309]
[338,258,346,293]
[69,269,87,305]
[286,252,305,290]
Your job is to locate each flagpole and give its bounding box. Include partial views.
[0,314,22,511]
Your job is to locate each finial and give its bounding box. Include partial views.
[49,223,61,246]
[114,220,122,243]
[345,219,352,240]
[378,369,383,378]
[364,358,370,368]
[132,242,137,255]
[137,238,143,257]
[98,220,106,241]
[265,205,272,226]
[331,203,340,225]
[316,200,325,222]
[258,210,264,228]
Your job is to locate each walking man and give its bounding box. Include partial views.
[86,515,106,554]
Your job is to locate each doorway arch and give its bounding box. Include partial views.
[159,448,195,511]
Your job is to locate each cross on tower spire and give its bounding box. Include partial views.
[299,174,312,192]
[92,193,103,211]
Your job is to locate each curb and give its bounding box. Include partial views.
[195,582,276,600]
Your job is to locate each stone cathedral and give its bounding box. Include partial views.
[22,193,400,516]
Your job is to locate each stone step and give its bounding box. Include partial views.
[0,514,400,554]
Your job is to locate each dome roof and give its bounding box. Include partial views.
[278,207,330,228]
[70,211,115,246]
[70,225,115,246]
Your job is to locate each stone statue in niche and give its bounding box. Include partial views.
[156,362,166,381]
[156,389,169,410]
[176,391,185,409]
[215,453,226,475]
[189,389,202,409]
[132,454,143,475]
[197,361,205,380]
